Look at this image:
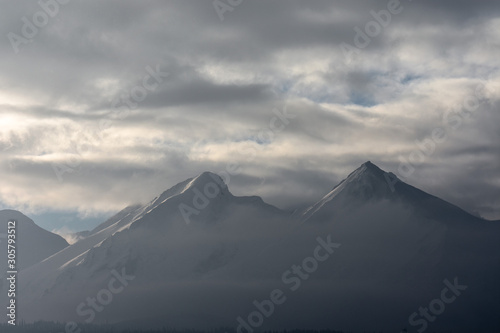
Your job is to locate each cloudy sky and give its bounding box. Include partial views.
[1,0,499,232]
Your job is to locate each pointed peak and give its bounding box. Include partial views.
[360,160,382,171]
[153,172,229,204]
[173,171,231,199]
[318,161,398,202]
[187,171,228,190]
[301,162,398,220]
[362,160,377,168]
[195,171,225,183]
[346,161,386,180]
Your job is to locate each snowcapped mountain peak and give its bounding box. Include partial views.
[361,160,377,169]
[333,161,396,198]
[109,171,241,231]
[302,161,486,224]
[300,162,397,220]
[183,172,229,193]
[146,172,230,211]
[348,161,392,181]
[83,171,236,237]
[342,161,402,195]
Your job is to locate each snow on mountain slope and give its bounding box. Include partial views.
[88,204,142,236]
[302,161,486,224]
[17,173,233,300]
[16,172,290,323]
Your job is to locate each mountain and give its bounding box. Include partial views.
[16,172,291,326]
[302,161,485,224]
[11,165,500,332]
[0,210,69,305]
[0,210,69,272]
[298,161,500,331]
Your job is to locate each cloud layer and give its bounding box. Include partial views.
[1,0,499,227]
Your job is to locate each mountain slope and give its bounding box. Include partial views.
[0,210,69,307]
[0,210,69,272]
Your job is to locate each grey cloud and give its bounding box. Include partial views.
[0,0,499,226]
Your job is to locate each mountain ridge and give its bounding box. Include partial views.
[4,163,499,332]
